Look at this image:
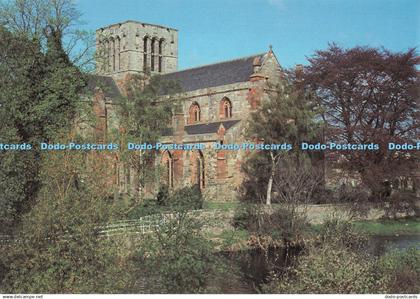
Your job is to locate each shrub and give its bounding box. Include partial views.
[317,218,368,251]
[383,192,419,219]
[263,244,383,294]
[264,219,420,294]
[374,247,420,294]
[171,185,203,210]
[232,204,256,230]
[156,185,170,206]
[135,207,220,293]
[233,204,309,246]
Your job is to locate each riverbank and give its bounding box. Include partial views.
[209,215,419,250]
[352,217,420,236]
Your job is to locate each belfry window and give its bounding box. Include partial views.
[151,38,155,71]
[143,36,148,71]
[158,39,164,72]
[116,37,121,71]
[110,38,115,71]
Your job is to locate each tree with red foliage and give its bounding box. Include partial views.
[298,44,419,200]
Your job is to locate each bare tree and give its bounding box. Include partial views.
[0,0,95,71]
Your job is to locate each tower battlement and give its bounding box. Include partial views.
[96,20,178,79]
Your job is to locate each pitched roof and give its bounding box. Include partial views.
[160,53,266,92]
[84,74,122,98]
[185,119,241,135]
[161,120,241,137]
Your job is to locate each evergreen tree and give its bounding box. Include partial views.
[0,26,85,233]
[118,74,181,198]
[240,80,319,205]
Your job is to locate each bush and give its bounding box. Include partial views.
[316,218,368,251]
[156,185,170,206]
[263,244,383,294]
[264,219,420,294]
[233,204,309,246]
[383,192,419,219]
[232,204,257,230]
[126,198,163,218]
[171,185,203,210]
[374,247,420,294]
[127,185,204,219]
[135,206,221,293]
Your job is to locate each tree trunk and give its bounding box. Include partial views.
[266,152,276,205]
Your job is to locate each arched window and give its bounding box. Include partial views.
[116,36,121,71]
[143,36,148,71]
[110,37,115,72]
[191,150,205,190]
[158,39,164,72]
[220,98,232,119]
[151,38,156,71]
[188,102,201,124]
[161,151,174,188]
[104,40,110,72]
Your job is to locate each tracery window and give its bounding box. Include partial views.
[220,98,232,118]
[189,102,201,123]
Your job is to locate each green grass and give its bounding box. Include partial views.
[352,218,420,236]
[206,228,250,251]
[310,218,420,236]
[203,201,239,211]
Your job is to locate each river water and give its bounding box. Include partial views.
[216,234,420,294]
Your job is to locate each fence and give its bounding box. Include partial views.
[0,209,228,245]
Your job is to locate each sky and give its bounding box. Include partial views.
[76,0,420,70]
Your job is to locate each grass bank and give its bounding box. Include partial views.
[351,217,420,236]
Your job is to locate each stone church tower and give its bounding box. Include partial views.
[96,20,178,79]
[87,19,286,201]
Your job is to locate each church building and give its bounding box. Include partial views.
[86,20,287,200]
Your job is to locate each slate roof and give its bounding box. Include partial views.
[185,120,241,135]
[84,74,122,98]
[162,120,241,137]
[160,53,266,93]
[161,127,174,136]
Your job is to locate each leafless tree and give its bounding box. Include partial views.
[0,0,95,71]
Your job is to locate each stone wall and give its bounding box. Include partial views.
[96,20,178,79]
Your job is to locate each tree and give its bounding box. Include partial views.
[135,203,220,293]
[0,143,134,293]
[299,45,419,200]
[240,81,319,205]
[236,79,321,251]
[0,25,85,233]
[118,74,181,198]
[0,0,95,71]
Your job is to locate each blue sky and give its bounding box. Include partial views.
[76,0,419,70]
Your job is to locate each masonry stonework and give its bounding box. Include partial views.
[86,20,284,201]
